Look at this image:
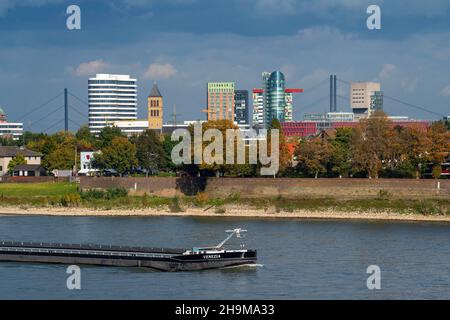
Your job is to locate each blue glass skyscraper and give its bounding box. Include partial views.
[265,71,286,127]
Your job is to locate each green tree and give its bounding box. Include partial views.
[427,122,450,166]
[295,139,332,178]
[76,125,96,146]
[94,136,137,176]
[162,134,179,172]
[269,119,291,176]
[41,133,77,171]
[0,137,21,146]
[330,128,353,177]
[97,126,124,149]
[395,126,430,178]
[351,111,392,178]
[432,165,442,179]
[133,130,166,176]
[192,120,239,177]
[44,143,76,171]
[7,154,27,174]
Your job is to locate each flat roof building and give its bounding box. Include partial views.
[350,82,381,119]
[88,74,137,134]
[204,82,235,122]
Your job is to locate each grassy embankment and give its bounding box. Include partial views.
[0,182,449,216]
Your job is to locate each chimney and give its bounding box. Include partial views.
[333,75,337,112]
[330,75,334,113]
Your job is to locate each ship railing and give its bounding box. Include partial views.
[0,246,175,259]
[0,241,185,254]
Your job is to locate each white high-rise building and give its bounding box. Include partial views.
[252,89,264,127]
[88,74,137,134]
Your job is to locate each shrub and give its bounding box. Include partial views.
[214,207,226,214]
[413,200,444,216]
[106,188,128,200]
[80,189,105,200]
[60,193,81,207]
[142,193,149,207]
[376,189,391,201]
[195,192,209,205]
[225,193,240,203]
[169,196,184,213]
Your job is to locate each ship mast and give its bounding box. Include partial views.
[215,228,247,249]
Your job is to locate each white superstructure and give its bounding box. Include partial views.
[88,74,137,134]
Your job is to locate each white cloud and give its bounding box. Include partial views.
[440,85,450,97]
[72,59,111,77]
[142,63,177,80]
[379,64,397,79]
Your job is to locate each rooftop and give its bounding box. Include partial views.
[0,146,42,158]
[12,164,44,171]
[149,83,162,97]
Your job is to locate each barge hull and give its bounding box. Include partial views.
[0,255,257,271]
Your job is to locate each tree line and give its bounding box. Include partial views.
[1,111,448,178]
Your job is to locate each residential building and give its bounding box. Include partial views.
[285,92,293,122]
[284,89,303,122]
[252,89,264,127]
[12,164,45,177]
[88,74,137,134]
[350,82,381,119]
[0,107,23,141]
[204,82,235,121]
[234,90,249,125]
[148,83,163,130]
[0,146,42,176]
[78,151,98,176]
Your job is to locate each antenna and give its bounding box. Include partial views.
[170,104,181,126]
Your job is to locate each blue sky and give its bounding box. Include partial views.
[0,0,449,132]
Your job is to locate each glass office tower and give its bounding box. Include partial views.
[265,71,286,126]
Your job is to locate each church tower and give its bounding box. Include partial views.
[148,83,163,131]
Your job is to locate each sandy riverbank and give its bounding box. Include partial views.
[1,205,450,223]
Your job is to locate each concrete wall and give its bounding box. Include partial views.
[79,176,206,197]
[79,177,449,199]
[204,178,449,199]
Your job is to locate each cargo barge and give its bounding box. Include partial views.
[0,229,257,271]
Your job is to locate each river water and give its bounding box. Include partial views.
[0,215,449,299]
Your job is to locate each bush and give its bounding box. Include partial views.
[214,207,226,214]
[106,188,128,200]
[80,189,105,200]
[169,196,184,213]
[194,192,209,205]
[413,200,444,216]
[142,193,149,207]
[225,193,240,203]
[60,193,81,207]
[80,188,128,201]
[376,189,391,200]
